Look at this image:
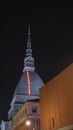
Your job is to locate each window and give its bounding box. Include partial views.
[52,118,55,128]
[32,106,37,113]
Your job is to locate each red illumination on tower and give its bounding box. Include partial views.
[26,69,31,96]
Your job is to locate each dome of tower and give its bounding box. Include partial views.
[13,71,44,97]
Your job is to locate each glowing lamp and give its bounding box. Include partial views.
[25,120,31,126]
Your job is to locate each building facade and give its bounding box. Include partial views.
[12,99,40,130]
[40,63,73,130]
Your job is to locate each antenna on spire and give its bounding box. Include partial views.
[27,24,31,49]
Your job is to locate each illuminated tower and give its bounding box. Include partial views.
[8,25,44,119]
[23,25,35,96]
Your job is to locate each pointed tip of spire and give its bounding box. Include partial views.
[26,24,31,50]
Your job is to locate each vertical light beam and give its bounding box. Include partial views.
[26,69,31,96]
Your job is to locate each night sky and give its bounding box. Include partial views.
[0,1,73,120]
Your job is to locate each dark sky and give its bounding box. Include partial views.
[0,1,73,120]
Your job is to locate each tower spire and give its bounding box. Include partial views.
[26,24,32,54]
[26,24,32,57]
[23,25,35,72]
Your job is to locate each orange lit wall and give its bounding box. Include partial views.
[40,63,73,130]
